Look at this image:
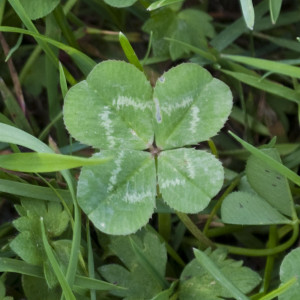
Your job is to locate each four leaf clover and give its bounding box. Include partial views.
[63,61,232,235]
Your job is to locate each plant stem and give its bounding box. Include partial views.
[176,212,215,249]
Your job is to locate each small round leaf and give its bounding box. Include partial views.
[103,0,138,8]
[64,61,154,150]
[153,63,232,150]
[22,0,60,20]
[158,148,223,213]
[77,150,156,235]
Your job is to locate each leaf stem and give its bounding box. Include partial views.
[216,221,299,256]
[176,212,215,249]
[203,174,241,235]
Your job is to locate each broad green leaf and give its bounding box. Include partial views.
[20,0,59,20]
[246,148,294,216]
[77,151,156,235]
[10,199,69,265]
[154,64,232,149]
[269,0,282,24]
[147,0,183,11]
[158,148,223,212]
[103,0,137,8]
[143,8,214,60]
[151,281,177,300]
[23,276,61,300]
[0,152,110,172]
[221,191,291,225]
[223,54,300,80]
[240,0,255,30]
[179,248,261,299]
[230,131,300,187]
[64,60,154,150]
[99,229,167,299]
[222,70,300,104]
[279,248,300,300]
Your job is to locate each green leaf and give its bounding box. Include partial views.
[40,218,76,300]
[0,279,5,300]
[222,54,300,80]
[211,1,269,51]
[158,148,224,213]
[99,229,167,299]
[103,0,137,8]
[154,64,232,149]
[64,60,154,150]
[23,276,61,300]
[269,0,282,24]
[246,148,294,217]
[0,152,110,172]
[221,191,291,225]
[221,70,300,105]
[179,248,261,299]
[147,0,184,11]
[77,151,156,235]
[19,0,60,20]
[119,32,143,72]
[10,198,69,265]
[0,26,95,77]
[0,258,125,291]
[0,179,71,203]
[229,131,300,187]
[279,248,300,300]
[143,8,214,60]
[240,0,255,30]
[0,79,33,134]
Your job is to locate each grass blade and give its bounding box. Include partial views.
[59,62,68,98]
[221,69,300,104]
[119,32,143,72]
[229,131,300,186]
[211,0,268,51]
[0,152,110,172]
[0,123,80,288]
[193,248,250,300]
[240,0,255,30]
[40,217,76,300]
[0,79,33,134]
[222,54,300,79]
[269,0,282,24]
[0,179,72,203]
[0,26,95,76]
[0,258,126,291]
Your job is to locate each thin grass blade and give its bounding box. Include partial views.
[222,70,300,104]
[119,32,143,72]
[193,248,250,300]
[0,152,110,172]
[40,217,76,300]
[269,0,282,24]
[222,55,300,79]
[229,131,300,186]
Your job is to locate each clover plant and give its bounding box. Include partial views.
[63,61,232,235]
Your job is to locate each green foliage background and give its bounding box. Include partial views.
[0,0,300,299]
